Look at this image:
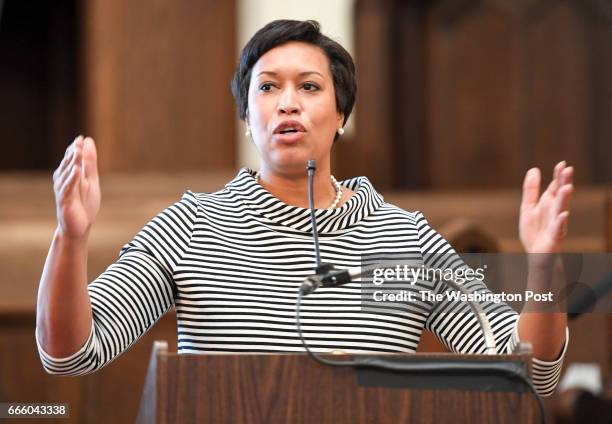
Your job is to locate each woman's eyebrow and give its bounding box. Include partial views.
[256,70,325,78]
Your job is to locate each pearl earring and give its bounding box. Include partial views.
[245,126,251,137]
[337,127,345,136]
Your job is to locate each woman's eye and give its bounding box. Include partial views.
[303,83,319,91]
[259,83,274,92]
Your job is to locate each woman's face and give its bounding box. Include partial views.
[246,41,343,176]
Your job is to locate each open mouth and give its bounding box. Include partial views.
[274,120,307,135]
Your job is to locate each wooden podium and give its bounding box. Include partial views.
[136,341,538,424]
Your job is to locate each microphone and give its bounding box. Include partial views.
[307,159,323,269]
[301,266,372,295]
[302,159,356,295]
[294,163,541,420]
[299,160,496,354]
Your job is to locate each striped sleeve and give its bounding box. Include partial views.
[36,191,198,376]
[415,211,568,397]
[503,315,569,397]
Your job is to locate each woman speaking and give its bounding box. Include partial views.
[35,20,572,397]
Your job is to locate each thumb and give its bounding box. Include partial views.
[82,137,99,179]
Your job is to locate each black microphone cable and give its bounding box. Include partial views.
[300,159,355,367]
[295,287,546,424]
[296,160,547,423]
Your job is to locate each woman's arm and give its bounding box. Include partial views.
[517,161,574,360]
[415,210,569,397]
[36,135,197,376]
[517,260,567,360]
[36,135,100,358]
[36,228,93,358]
[36,195,197,376]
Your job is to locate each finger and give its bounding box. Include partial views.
[58,161,82,202]
[56,143,83,192]
[54,148,78,193]
[560,166,573,186]
[521,167,540,212]
[64,135,83,162]
[82,137,99,179]
[53,148,75,186]
[546,161,566,197]
[57,140,82,185]
[552,183,573,217]
[553,160,565,181]
[555,211,570,239]
[53,135,82,181]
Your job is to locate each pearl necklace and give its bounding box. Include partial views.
[255,172,343,209]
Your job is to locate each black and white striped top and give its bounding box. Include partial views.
[36,168,568,396]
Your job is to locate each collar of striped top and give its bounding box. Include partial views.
[225,167,385,234]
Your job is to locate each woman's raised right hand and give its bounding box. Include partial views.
[53,135,101,241]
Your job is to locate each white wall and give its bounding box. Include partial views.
[236,0,355,170]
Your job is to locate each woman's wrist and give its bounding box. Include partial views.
[54,226,90,250]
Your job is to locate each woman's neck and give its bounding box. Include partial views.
[257,167,338,209]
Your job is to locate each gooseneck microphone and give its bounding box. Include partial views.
[294,161,545,423]
[306,160,323,268]
[302,159,351,294]
[299,160,496,354]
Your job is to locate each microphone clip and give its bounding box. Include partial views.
[300,263,352,296]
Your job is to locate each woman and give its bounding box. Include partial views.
[36,20,572,397]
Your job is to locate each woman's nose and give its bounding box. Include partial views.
[277,88,300,114]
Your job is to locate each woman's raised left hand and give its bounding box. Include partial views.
[519,161,574,254]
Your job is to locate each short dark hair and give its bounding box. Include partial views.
[231,20,356,132]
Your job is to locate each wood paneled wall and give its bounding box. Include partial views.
[0,1,80,170]
[82,0,237,173]
[345,0,612,189]
[0,0,237,174]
